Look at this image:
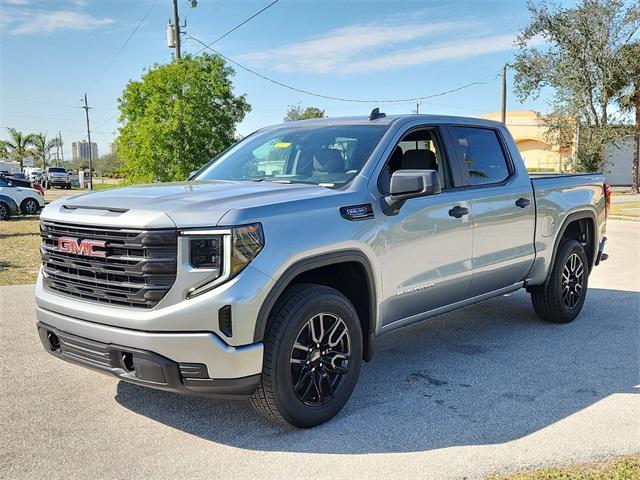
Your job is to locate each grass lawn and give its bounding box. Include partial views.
[0,216,42,286]
[609,202,640,221]
[488,454,640,479]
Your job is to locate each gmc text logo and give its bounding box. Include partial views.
[57,237,107,257]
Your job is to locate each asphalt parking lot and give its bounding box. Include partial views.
[1,220,638,479]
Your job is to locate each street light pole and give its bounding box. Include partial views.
[82,93,93,190]
[172,0,181,59]
[501,64,507,124]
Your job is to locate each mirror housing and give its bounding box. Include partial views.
[382,169,442,215]
[188,170,198,181]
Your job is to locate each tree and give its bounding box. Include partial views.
[284,104,326,122]
[117,53,251,183]
[29,133,60,170]
[4,128,34,170]
[0,141,8,160]
[513,0,639,172]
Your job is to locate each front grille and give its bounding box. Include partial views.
[40,221,177,309]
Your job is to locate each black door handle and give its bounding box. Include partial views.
[448,206,469,218]
[515,197,531,208]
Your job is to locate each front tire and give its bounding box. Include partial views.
[251,283,363,428]
[20,198,39,215]
[531,239,589,323]
[0,202,10,220]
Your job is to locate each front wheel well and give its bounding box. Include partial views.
[259,258,376,361]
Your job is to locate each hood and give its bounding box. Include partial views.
[41,180,337,229]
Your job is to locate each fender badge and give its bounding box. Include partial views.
[340,204,374,221]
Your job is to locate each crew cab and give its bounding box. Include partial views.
[35,112,609,427]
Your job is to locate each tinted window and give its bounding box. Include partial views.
[0,177,10,187]
[48,167,66,173]
[452,127,510,186]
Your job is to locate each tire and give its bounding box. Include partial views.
[531,239,589,323]
[251,283,363,428]
[20,198,39,215]
[0,202,10,220]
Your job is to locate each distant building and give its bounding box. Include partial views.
[72,141,98,161]
[107,143,117,156]
[481,111,574,172]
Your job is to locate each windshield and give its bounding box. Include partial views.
[48,168,66,173]
[196,124,388,187]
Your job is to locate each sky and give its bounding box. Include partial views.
[0,0,564,160]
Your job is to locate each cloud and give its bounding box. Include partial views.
[1,7,113,35]
[343,34,517,73]
[238,21,517,74]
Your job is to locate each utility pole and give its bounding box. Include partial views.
[82,93,93,190]
[501,64,507,124]
[416,102,420,114]
[58,131,64,163]
[172,0,181,60]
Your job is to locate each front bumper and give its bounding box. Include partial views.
[36,306,264,398]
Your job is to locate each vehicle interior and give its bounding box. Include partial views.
[378,128,449,194]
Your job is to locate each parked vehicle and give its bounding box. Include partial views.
[35,112,609,427]
[42,167,71,189]
[23,167,43,183]
[10,172,28,180]
[0,193,20,220]
[0,174,45,197]
[0,176,45,215]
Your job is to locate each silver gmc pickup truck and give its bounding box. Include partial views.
[36,112,610,427]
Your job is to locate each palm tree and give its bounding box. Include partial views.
[4,128,34,171]
[29,133,61,170]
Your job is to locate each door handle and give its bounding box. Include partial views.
[448,206,469,218]
[515,197,531,208]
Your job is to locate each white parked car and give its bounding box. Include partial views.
[0,175,45,216]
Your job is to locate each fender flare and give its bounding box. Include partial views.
[253,250,377,360]
[544,209,598,286]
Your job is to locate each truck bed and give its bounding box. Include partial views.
[526,172,607,285]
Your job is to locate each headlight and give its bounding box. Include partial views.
[189,236,222,269]
[231,224,264,275]
[183,223,263,298]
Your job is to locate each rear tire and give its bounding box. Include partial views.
[251,283,363,428]
[531,239,589,323]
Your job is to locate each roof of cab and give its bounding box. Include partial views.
[267,113,504,129]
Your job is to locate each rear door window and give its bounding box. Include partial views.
[451,127,510,186]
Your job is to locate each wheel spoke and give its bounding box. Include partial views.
[290,311,351,406]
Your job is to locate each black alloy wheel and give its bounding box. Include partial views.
[290,312,351,406]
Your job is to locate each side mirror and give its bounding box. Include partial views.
[188,170,198,181]
[382,169,441,215]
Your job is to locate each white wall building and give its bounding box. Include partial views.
[604,135,635,186]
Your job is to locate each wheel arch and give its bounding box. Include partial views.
[254,250,377,361]
[530,210,598,292]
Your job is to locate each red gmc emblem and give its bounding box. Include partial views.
[57,236,107,257]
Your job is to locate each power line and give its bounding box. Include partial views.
[92,112,119,132]
[0,95,117,110]
[190,0,231,28]
[194,0,280,54]
[188,35,501,104]
[87,0,160,92]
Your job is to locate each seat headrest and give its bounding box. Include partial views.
[315,148,344,173]
[401,149,438,170]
